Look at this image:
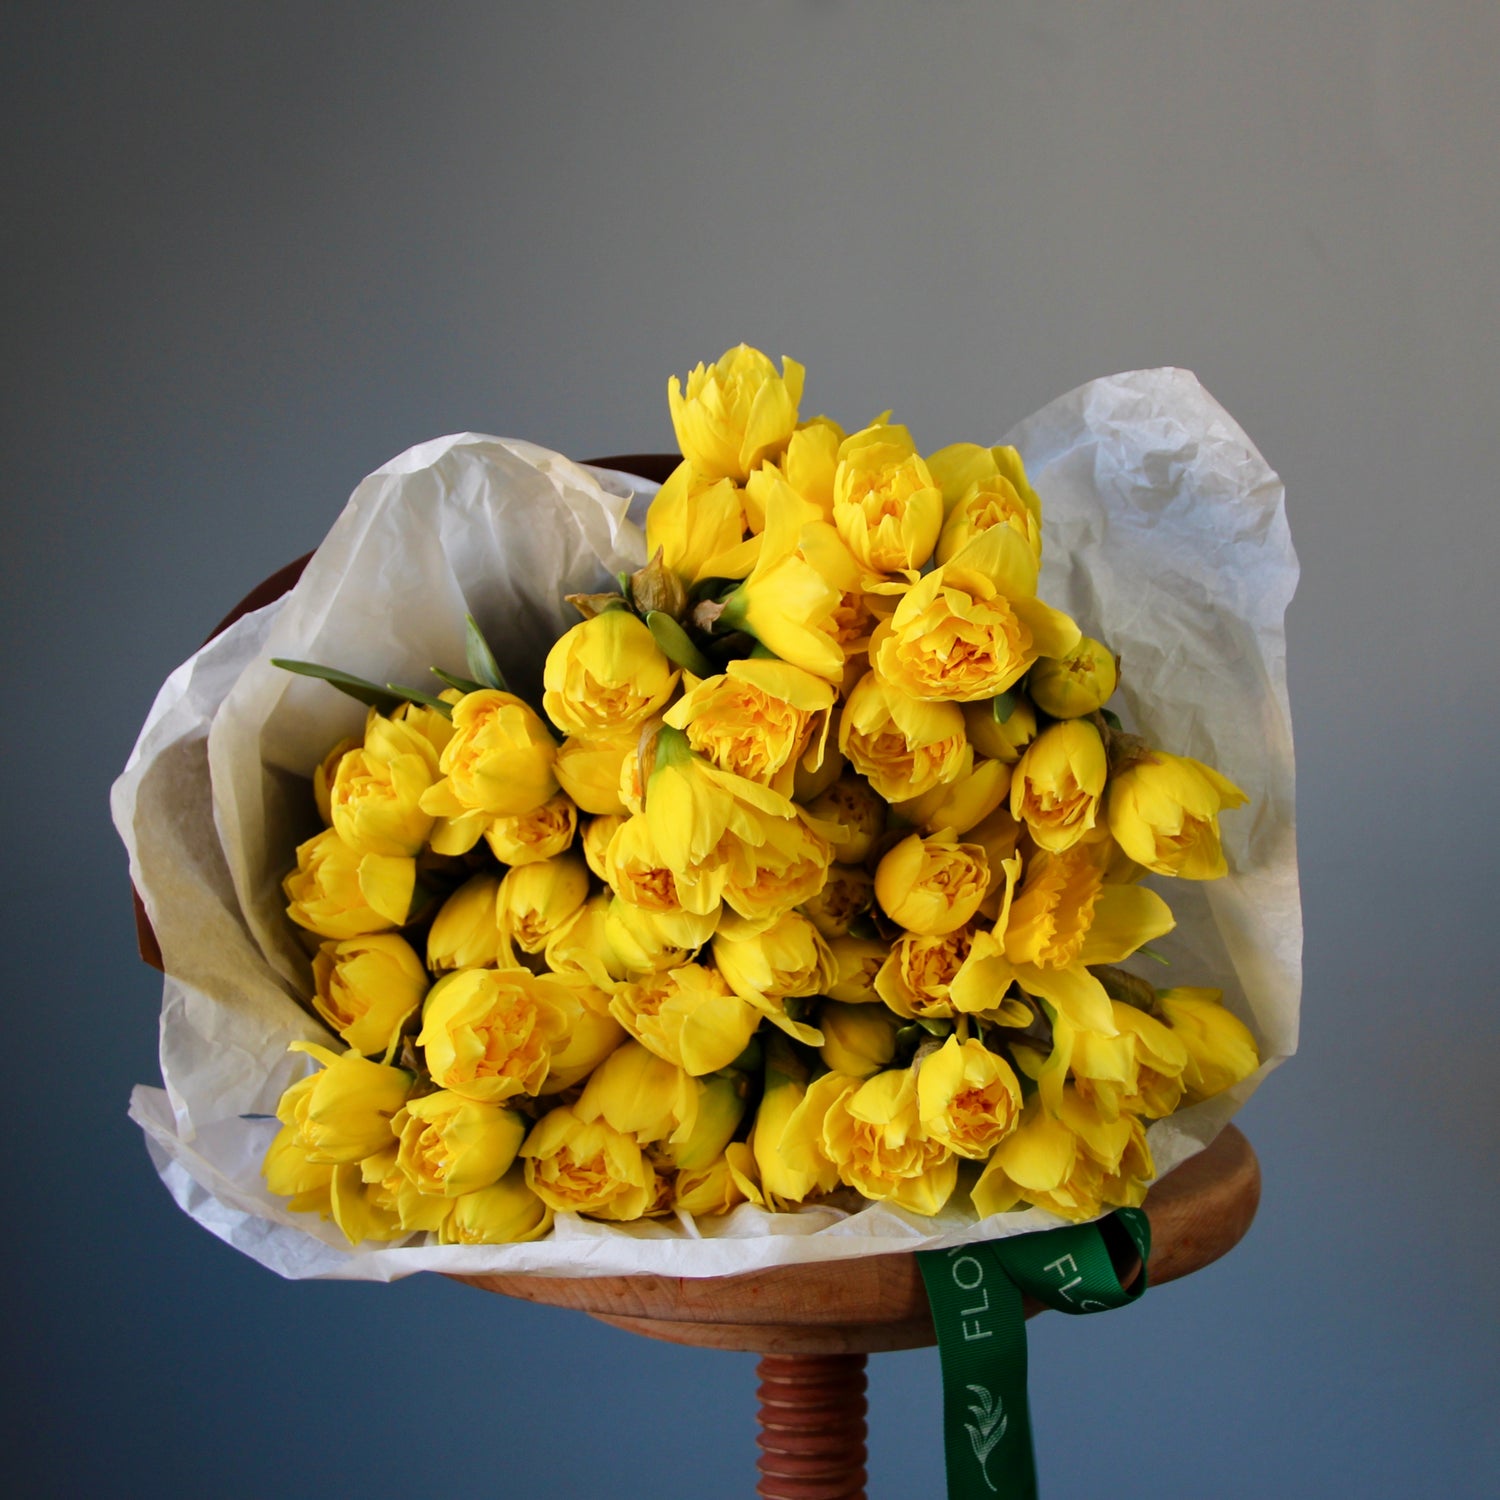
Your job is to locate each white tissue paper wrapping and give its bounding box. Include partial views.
[113,369,1300,1282]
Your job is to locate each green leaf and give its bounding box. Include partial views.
[1135,944,1172,966]
[464,615,507,691]
[990,688,1020,724]
[430,666,486,695]
[386,684,454,719]
[646,610,716,677]
[1099,706,1124,731]
[271,659,404,714]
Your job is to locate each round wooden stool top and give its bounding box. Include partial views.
[454,1124,1260,1356]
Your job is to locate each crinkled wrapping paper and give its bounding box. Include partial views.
[113,369,1300,1282]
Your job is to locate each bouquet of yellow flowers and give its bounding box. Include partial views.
[118,350,1299,1279]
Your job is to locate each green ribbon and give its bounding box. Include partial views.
[917,1209,1150,1499]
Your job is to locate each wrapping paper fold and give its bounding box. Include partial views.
[114,370,1300,1282]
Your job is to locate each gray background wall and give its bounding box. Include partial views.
[5,3,1496,1496]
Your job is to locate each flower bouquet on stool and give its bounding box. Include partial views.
[115,347,1298,1498]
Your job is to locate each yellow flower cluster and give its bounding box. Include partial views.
[266,344,1261,1244]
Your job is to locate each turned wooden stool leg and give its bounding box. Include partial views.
[756,1353,869,1500]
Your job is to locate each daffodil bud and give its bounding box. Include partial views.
[655,1073,747,1171]
[1028,637,1118,719]
[817,1002,899,1078]
[440,1166,553,1244]
[1156,988,1260,1100]
[425,873,505,973]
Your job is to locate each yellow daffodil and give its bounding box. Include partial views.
[274,1041,410,1163]
[824,934,891,1004]
[832,420,944,574]
[419,690,559,851]
[819,1067,957,1215]
[653,1073,748,1172]
[646,460,748,584]
[916,1036,1023,1158]
[667,344,805,483]
[603,812,724,949]
[665,658,835,797]
[393,1089,527,1198]
[803,772,886,863]
[1010,719,1108,852]
[417,967,574,1103]
[928,443,1043,565]
[311,933,427,1059]
[426,873,505,973]
[950,841,1174,1034]
[874,926,977,1020]
[750,1036,841,1207]
[575,1040,702,1146]
[522,1106,661,1221]
[542,608,679,742]
[872,525,1080,703]
[817,1001,899,1078]
[1107,750,1248,879]
[962,696,1037,764]
[328,708,441,857]
[839,670,971,803]
[875,831,989,936]
[608,962,760,1076]
[496,853,590,953]
[800,862,875,939]
[484,791,578,865]
[284,828,414,939]
[674,1142,764,1217]
[893,756,1012,837]
[312,735,359,825]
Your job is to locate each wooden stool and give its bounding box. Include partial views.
[456,1125,1261,1499]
